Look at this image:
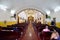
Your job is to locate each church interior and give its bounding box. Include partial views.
[0,0,60,40]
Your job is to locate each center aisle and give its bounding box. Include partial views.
[20,22,40,40]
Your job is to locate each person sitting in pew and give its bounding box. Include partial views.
[41,26,51,40]
[13,27,18,32]
[51,30,59,40]
[42,26,50,32]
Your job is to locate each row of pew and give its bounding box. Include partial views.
[0,22,28,40]
[33,22,56,40]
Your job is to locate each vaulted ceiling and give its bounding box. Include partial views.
[0,0,60,21]
[0,0,60,15]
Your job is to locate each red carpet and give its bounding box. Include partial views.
[18,22,40,40]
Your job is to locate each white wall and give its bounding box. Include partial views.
[0,8,60,22]
[0,10,16,21]
[46,11,60,22]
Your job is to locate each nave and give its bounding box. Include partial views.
[19,22,39,40]
[0,22,40,40]
[0,0,60,40]
[0,21,60,40]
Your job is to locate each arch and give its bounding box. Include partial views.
[16,8,45,15]
[15,8,46,24]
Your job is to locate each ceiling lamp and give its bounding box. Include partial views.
[0,4,8,11]
[54,6,60,12]
[11,10,15,15]
[45,9,50,15]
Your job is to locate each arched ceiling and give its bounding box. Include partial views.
[0,0,60,15]
[0,0,60,22]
